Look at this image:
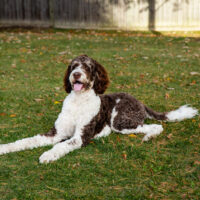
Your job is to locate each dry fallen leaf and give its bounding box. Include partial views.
[128,134,137,138]
[140,74,145,79]
[36,113,44,116]
[194,161,200,165]
[167,133,173,139]
[190,80,196,85]
[122,153,127,160]
[116,136,121,142]
[20,59,26,63]
[10,114,16,117]
[54,101,61,104]
[0,113,6,116]
[165,93,170,99]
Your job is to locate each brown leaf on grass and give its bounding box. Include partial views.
[122,153,127,160]
[0,112,6,116]
[20,59,26,63]
[190,80,196,85]
[165,93,170,99]
[140,74,145,79]
[132,54,137,58]
[10,114,16,117]
[194,161,200,165]
[117,136,121,142]
[167,133,173,139]
[36,113,44,116]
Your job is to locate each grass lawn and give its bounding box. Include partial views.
[0,29,199,200]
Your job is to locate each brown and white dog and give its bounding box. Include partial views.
[0,55,198,163]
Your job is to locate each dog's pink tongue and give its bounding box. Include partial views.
[74,83,83,91]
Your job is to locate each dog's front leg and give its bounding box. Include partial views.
[39,134,83,164]
[0,127,62,155]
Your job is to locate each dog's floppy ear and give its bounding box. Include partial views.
[64,65,72,93]
[93,60,109,94]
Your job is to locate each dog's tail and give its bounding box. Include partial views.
[145,105,198,122]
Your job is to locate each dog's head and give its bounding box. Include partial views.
[64,55,109,94]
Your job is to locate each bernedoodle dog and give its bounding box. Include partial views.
[0,55,198,163]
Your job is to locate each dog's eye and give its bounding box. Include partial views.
[82,63,91,73]
[71,64,79,70]
[85,66,90,72]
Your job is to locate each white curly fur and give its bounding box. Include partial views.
[166,105,198,122]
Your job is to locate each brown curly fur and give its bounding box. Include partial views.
[63,55,109,94]
[93,59,109,94]
[63,64,72,93]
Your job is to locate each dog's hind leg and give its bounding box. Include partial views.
[110,104,164,141]
[0,127,63,155]
[112,124,163,142]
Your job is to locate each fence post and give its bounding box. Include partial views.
[49,0,55,28]
[148,0,156,31]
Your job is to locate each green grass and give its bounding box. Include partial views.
[0,29,199,200]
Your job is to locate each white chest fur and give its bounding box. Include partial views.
[55,90,101,138]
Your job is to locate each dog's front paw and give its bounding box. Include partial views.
[39,150,60,164]
[0,144,10,155]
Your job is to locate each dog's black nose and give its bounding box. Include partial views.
[73,72,81,79]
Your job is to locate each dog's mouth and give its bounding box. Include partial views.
[73,80,85,92]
